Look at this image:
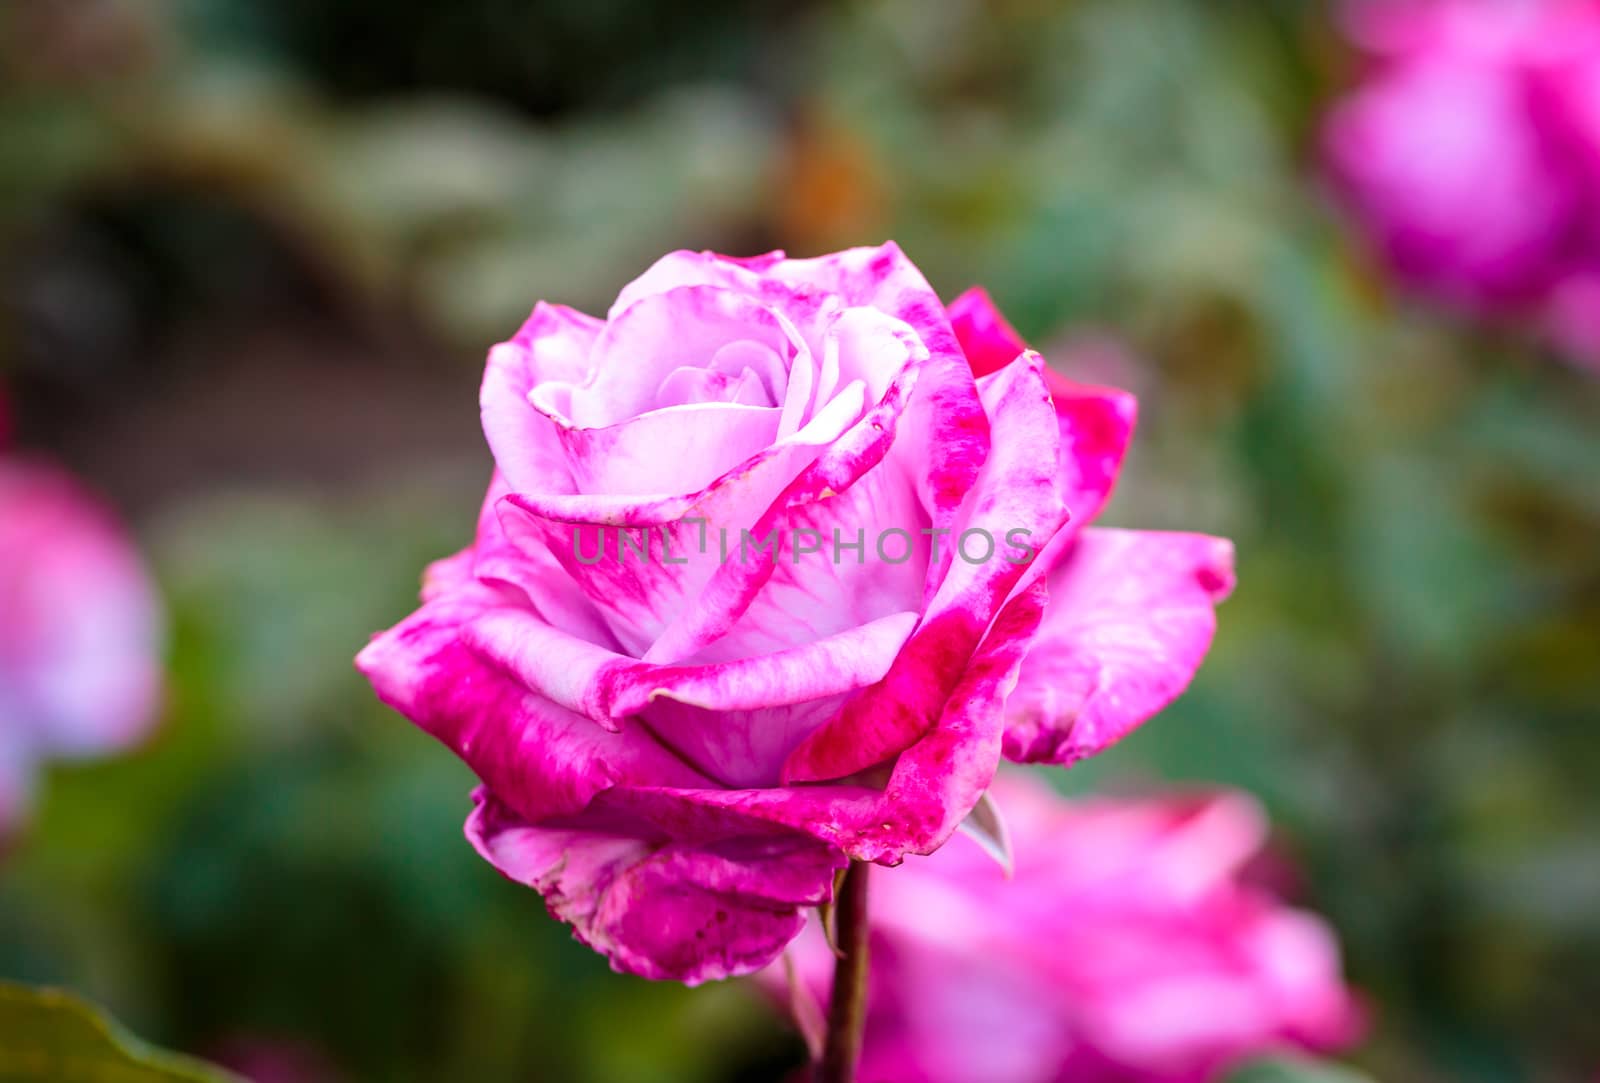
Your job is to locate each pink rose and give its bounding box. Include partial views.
[357,244,1234,983]
[762,773,1363,1083]
[0,457,165,832]
[1324,0,1600,368]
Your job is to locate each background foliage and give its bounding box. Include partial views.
[2,1,1597,1081]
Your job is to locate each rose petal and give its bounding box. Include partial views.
[480,303,601,495]
[948,286,1029,378]
[1045,372,1137,530]
[606,610,919,718]
[464,603,919,787]
[354,588,712,824]
[619,611,917,788]
[557,401,783,497]
[1003,528,1236,766]
[469,471,621,648]
[949,287,1137,527]
[467,788,844,984]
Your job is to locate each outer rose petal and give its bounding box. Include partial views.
[362,566,922,811]
[1043,375,1137,531]
[358,574,935,978]
[355,586,715,824]
[481,302,602,495]
[468,789,844,984]
[470,471,620,648]
[1004,528,1236,766]
[949,287,1137,528]
[948,286,1029,378]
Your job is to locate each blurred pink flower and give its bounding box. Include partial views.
[762,773,1363,1083]
[1325,0,1600,369]
[210,1037,341,1083]
[0,457,164,832]
[357,248,1233,983]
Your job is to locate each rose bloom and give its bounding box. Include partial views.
[1324,0,1600,366]
[358,244,1234,982]
[0,456,164,832]
[762,773,1363,1083]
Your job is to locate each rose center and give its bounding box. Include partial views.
[652,339,788,409]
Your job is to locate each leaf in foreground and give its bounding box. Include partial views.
[0,981,243,1082]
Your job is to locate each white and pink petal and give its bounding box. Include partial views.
[1003,528,1236,767]
[467,790,845,983]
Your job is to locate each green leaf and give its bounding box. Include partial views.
[1224,1056,1379,1083]
[0,982,243,1082]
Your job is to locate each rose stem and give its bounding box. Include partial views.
[818,859,870,1083]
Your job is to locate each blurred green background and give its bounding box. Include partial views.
[2,1,1597,1081]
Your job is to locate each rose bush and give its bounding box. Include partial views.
[358,244,1234,982]
[763,772,1363,1083]
[0,457,165,833]
[1324,0,1600,367]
